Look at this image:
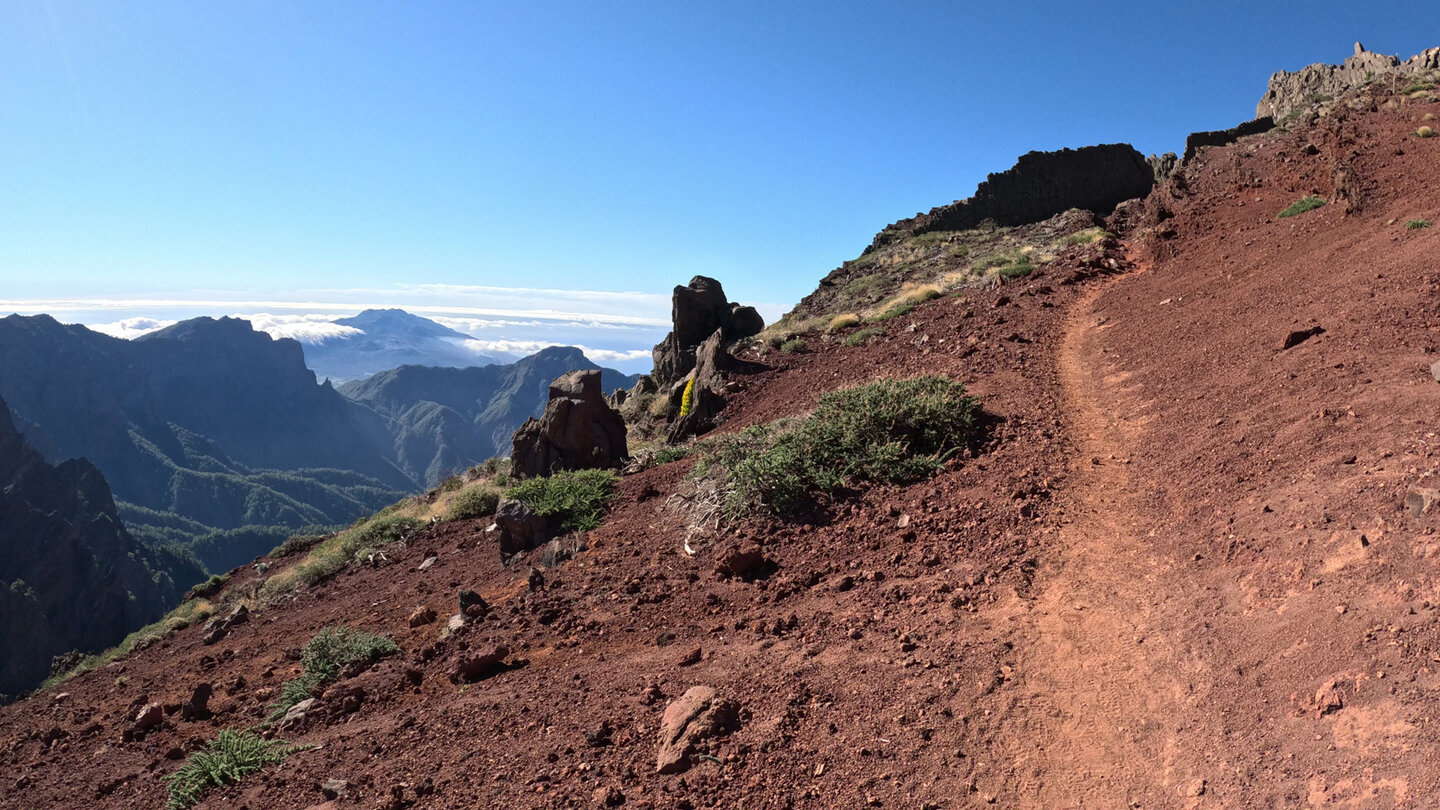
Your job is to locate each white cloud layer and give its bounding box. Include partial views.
[87,316,177,339]
[235,313,364,344]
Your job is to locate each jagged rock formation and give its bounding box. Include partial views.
[1183,117,1276,162]
[510,370,628,479]
[868,144,1154,251]
[666,331,737,444]
[1257,42,1440,121]
[338,347,638,485]
[0,396,196,699]
[651,277,764,386]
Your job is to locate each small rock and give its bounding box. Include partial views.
[714,544,768,579]
[1281,325,1324,350]
[281,697,318,730]
[181,683,212,722]
[1315,679,1345,715]
[527,567,545,590]
[417,556,437,572]
[1406,488,1440,518]
[446,614,467,635]
[584,720,614,748]
[656,686,740,774]
[132,703,163,732]
[408,606,437,628]
[321,778,351,800]
[458,590,489,618]
[450,645,510,683]
[592,785,625,807]
[678,647,703,667]
[1185,778,1207,797]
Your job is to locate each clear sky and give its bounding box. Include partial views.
[2,1,1438,370]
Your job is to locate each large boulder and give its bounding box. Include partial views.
[666,330,735,444]
[510,370,628,479]
[652,277,764,386]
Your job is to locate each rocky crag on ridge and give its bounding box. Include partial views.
[1258,41,1440,121]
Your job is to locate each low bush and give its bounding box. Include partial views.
[167,729,306,809]
[1278,195,1326,218]
[844,327,885,347]
[997,256,1035,279]
[506,468,618,532]
[701,376,984,517]
[1406,219,1433,229]
[269,533,326,558]
[271,626,399,719]
[654,447,691,465]
[1414,125,1436,138]
[780,338,807,354]
[444,485,501,521]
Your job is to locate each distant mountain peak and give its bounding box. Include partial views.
[335,309,469,340]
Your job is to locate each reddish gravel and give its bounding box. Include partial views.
[5,86,1440,810]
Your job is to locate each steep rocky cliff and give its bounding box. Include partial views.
[0,396,197,699]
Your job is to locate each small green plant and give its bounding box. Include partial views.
[701,376,984,517]
[997,256,1035,279]
[1406,219,1433,229]
[443,485,501,521]
[653,447,691,465]
[166,729,306,810]
[678,377,695,417]
[1414,126,1436,138]
[506,468,618,532]
[438,474,463,493]
[844,327,885,347]
[1278,195,1326,218]
[271,626,399,719]
[780,338,807,354]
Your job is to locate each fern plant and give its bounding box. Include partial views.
[167,729,305,809]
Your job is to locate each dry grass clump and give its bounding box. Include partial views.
[1415,125,1436,138]
[872,284,942,321]
[827,313,861,332]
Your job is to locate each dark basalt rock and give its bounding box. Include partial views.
[651,277,764,386]
[510,370,629,480]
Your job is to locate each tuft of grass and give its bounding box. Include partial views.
[647,393,672,420]
[780,338,808,354]
[1278,195,1326,218]
[261,515,422,601]
[873,285,941,321]
[1061,227,1113,246]
[1407,219,1433,230]
[269,533,326,558]
[844,327,885,347]
[996,256,1036,279]
[443,484,501,522]
[1415,126,1436,138]
[166,729,307,810]
[700,376,983,517]
[506,468,617,533]
[827,313,861,332]
[271,626,399,719]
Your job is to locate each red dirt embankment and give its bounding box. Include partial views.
[4,90,1440,809]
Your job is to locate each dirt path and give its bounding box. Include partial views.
[984,273,1226,807]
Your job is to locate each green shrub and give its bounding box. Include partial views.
[506,468,618,532]
[438,475,463,493]
[167,729,306,810]
[703,376,984,517]
[444,485,501,521]
[339,515,422,557]
[997,256,1035,279]
[653,447,690,465]
[1278,195,1326,218]
[271,626,399,719]
[780,338,807,354]
[844,327,885,347]
[1406,219,1433,229]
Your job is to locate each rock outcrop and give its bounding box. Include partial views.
[651,277,764,386]
[1257,42,1440,121]
[1183,117,1276,162]
[868,144,1154,250]
[665,331,737,443]
[510,370,628,479]
[0,396,189,699]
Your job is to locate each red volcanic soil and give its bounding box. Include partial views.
[5,89,1440,809]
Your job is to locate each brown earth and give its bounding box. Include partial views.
[5,89,1440,810]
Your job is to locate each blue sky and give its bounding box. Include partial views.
[3,1,1438,371]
